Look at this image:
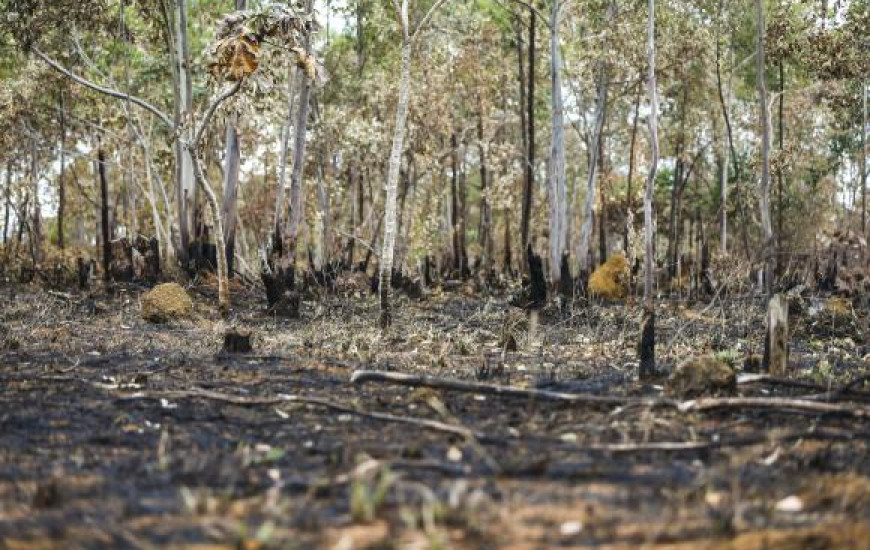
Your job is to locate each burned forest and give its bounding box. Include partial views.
[0,0,868,548]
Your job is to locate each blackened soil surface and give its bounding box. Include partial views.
[1,283,868,549]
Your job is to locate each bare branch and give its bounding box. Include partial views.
[191,80,243,147]
[410,0,452,41]
[351,370,674,408]
[32,47,175,130]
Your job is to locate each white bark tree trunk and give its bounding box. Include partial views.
[640,0,660,379]
[379,37,411,328]
[547,1,567,285]
[175,0,196,247]
[221,119,241,275]
[756,0,773,297]
[274,67,299,238]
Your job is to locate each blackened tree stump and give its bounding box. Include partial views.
[222,328,253,354]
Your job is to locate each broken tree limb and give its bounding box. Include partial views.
[116,388,499,443]
[351,370,674,408]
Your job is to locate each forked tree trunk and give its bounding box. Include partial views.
[640,0,660,380]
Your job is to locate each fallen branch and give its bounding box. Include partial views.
[678,396,870,418]
[575,427,869,454]
[352,370,870,418]
[116,388,499,443]
[350,370,674,408]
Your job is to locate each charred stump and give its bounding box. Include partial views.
[261,226,300,318]
[558,252,573,299]
[763,293,789,375]
[639,307,656,380]
[109,238,134,282]
[222,328,253,354]
[511,245,547,309]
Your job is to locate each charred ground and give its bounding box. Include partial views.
[0,280,868,549]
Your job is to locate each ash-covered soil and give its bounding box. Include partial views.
[0,281,868,549]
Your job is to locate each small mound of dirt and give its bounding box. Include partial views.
[141,283,193,323]
[588,254,629,300]
[667,356,736,398]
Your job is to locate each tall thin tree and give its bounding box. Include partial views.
[379,0,450,329]
[756,0,773,297]
[639,0,659,379]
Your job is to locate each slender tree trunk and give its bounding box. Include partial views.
[862,80,867,237]
[30,140,42,264]
[287,60,312,270]
[715,22,751,260]
[598,132,608,265]
[504,207,512,273]
[217,0,245,278]
[176,0,198,253]
[143,144,170,264]
[624,87,641,254]
[756,0,774,297]
[640,0,660,380]
[315,146,331,270]
[548,1,567,285]
[379,37,412,328]
[717,37,729,256]
[58,92,66,250]
[478,105,492,274]
[578,57,609,277]
[458,151,469,276]
[2,162,10,244]
[777,60,785,269]
[356,163,365,266]
[274,68,297,242]
[98,146,111,280]
[520,8,536,257]
[451,132,461,273]
[514,15,527,263]
[668,84,688,279]
[189,150,230,315]
[221,119,241,277]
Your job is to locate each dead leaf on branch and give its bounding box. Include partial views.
[210,35,261,82]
